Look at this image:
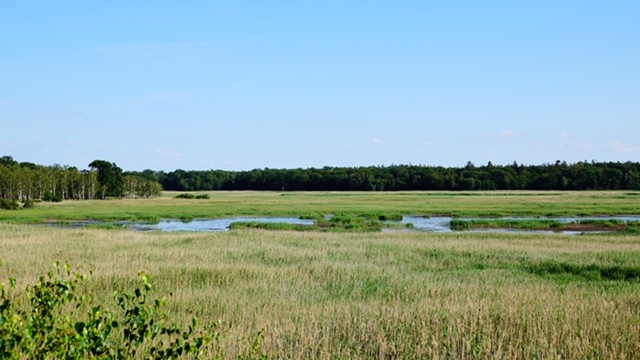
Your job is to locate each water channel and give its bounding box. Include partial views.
[50,215,640,234]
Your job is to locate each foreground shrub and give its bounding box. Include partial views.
[0,261,252,359]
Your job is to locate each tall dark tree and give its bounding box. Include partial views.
[88,160,124,199]
[0,156,18,167]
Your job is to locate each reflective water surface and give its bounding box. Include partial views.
[48,215,640,234]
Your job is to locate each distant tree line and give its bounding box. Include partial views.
[0,156,162,201]
[4,156,640,199]
[129,160,640,192]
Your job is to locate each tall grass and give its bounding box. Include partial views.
[1,224,640,358]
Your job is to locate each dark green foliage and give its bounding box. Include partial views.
[179,215,194,223]
[0,261,242,359]
[450,218,639,233]
[576,219,624,226]
[298,213,324,221]
[21,199,35,209]
[144,161,640,191]
[526,260,640,281]
[5,155,640,194]
[88,160,124,199]
[376,213,403,221]
[450,219,565,231]
[449,219,470,230]
[0,199,18,210]
[83,224,125,230]
[229,221,319,231]
[0,156,18,167]
[43,190,53,202]
[42,189,64,202]
[329,215,365,225]
[175,193,209,200]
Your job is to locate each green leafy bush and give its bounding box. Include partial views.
[21,199,36,209]
[43,190,53,202]
[376,213,403,221]
[0,261,256,359]
[175,193,209,200]
[0,199,19,210]
[175,193,196,199]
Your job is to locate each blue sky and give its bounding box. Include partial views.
[2,1,639,171]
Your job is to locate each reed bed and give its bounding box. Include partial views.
[1,224,640,358]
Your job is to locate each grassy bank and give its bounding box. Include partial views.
[2,190,640,223]
[1,224,640,358]
[450,218,640,233]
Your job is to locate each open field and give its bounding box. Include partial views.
[3,190,640,223]
[2,191,640,358]
[2,224,640,358]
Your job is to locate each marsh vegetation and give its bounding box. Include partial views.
[3,190,640,223]
[2,224,640,358]
[2,191,640,358]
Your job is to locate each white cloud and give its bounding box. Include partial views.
[501,130,517,138]
[606,140,640,153]
[154,148,183,159]
[558,138,594,150]
[371,138,383,145]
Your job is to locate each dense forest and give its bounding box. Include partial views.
[130,160,640,192]
[3,156,640,203]
[0,156,162,202]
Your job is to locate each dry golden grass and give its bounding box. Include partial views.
[1,224,640,358]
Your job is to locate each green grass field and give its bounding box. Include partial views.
[1,191,640,358]
[3,190,640,223]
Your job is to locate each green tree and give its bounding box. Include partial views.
[88,160,124,199]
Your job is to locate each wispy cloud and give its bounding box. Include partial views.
[371,138,383,145]
[501,130,517,139]
[154,148,183,159]
[556,133,594,150]
[606,140,640,153]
